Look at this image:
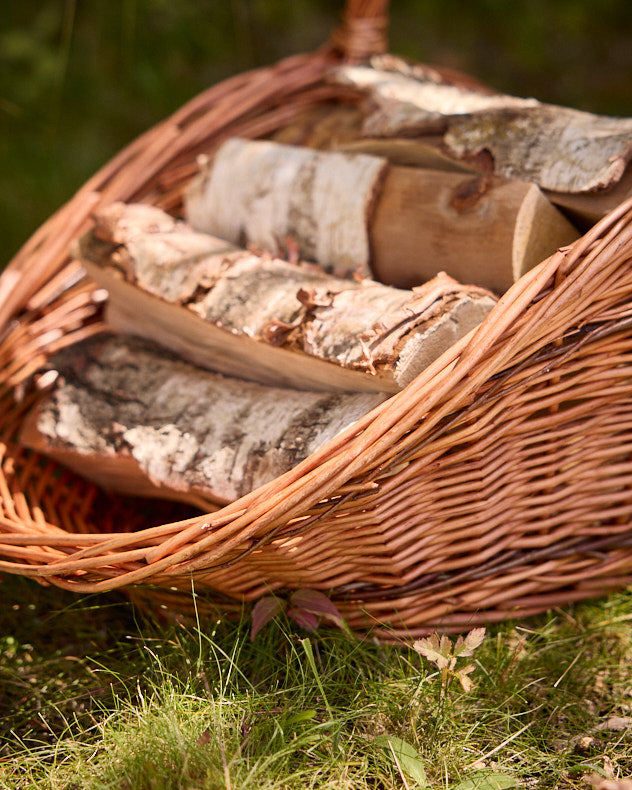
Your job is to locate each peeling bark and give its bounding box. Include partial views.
[76,203,497,392]
[21,335,385,505]
[333,59,632,200]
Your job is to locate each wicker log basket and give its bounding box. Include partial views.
[2,0,632,640]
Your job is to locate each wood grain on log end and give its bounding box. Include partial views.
[513,184,580,282]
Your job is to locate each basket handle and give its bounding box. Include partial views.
[329,0,390,63]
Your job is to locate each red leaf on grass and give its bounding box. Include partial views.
[289,589,345,628]
[287,607,320,631]
[250,595,285,640]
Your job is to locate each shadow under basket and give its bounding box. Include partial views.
[2,0,632,640]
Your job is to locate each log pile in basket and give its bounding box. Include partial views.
[3,0,632,639]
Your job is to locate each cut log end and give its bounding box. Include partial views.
[512,183,580,282]
[394,294,496,388]
[371,168,580,294]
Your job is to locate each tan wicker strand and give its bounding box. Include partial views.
[329,0,390,63]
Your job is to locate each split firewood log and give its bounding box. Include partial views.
[331,56,632,229]
[185,137,578,293]
[186,137,389,278]
[75,202,497,394]
[21,334,386,507]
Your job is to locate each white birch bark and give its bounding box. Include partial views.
[333,62,632,193]
[76,203,497,392]
[185,137,388,276]
[22,335,385,505]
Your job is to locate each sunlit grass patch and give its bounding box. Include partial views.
[1,575,632,789]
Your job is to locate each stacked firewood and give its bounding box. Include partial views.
[22,59,632,509]
[21,191,497,507]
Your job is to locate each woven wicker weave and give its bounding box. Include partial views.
[2,0,632,639]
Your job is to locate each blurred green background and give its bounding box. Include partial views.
[2,0,632,267]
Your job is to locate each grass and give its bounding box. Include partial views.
[1,576,632,789]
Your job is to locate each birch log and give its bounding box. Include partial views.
[185,137,578,293]
[186,137,387,278]
[20,335,386,506]
[331,59,632,225]
[75,202,497,393]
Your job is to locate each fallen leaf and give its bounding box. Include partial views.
[451,770,519,790]
[468,761,490,771]
[596,716,632,732]
[583,773,632,790]
[572,735,599,754]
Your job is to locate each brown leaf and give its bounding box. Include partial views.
[457,674,474,693]
[454,627,486,657]
[572,735,599,754]
[583,773,632,790]
[414,634,450,669]
[596,716,632,732]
